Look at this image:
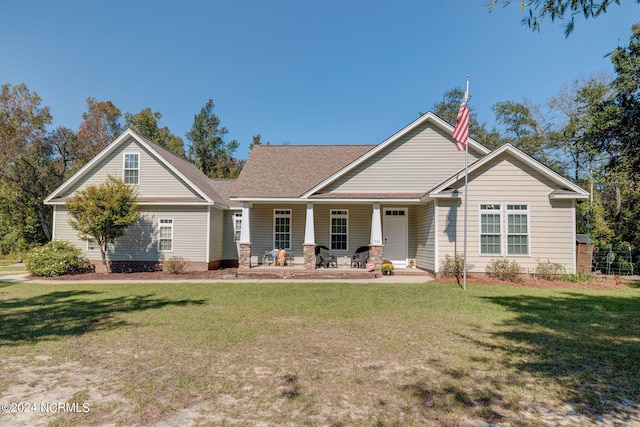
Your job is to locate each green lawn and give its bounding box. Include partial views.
[0,263,25,277]
[0,281,638,426]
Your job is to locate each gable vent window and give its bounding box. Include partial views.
[330,209,348,251]
[124,153,140,185]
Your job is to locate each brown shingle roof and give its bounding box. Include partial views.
[232,144,375,198]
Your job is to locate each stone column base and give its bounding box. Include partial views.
[368,244,384,272]
[303,244,316,270]
[238,242,252,269]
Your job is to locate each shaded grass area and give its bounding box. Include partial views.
[0,263,25,277]
[0,281,638,426]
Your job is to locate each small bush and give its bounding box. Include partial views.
[25,241,92,277]
[441,254,474,285]
[163,256,187,274]
[535,259,566,280]
[486,258,523,282]
[563,271,593,283]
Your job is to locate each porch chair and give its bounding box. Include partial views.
[351,246,370,268]
[315,245,338,268]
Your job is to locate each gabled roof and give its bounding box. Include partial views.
[231,144,375,199]
[301,112,491,198]
[427,143,589,200]
[45,129,229,207]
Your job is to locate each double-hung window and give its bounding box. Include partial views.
[480,204,502,255]
[158,219,174,252]
[123,153,140,185]
[274,209,291,249]
[233,212,242,242]
[507,204,529,255]
[330,209,348,251]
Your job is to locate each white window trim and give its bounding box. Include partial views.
[506,204,530,256]
[158,218,174,252]
[233,212,242,242]
[330,209,349,251]
[86,237,99,251]
[123,152,140,185]
[273,209,292,250]
[479,204,503,256]
[478,203,531,257]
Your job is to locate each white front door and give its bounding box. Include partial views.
[383,208,407,267]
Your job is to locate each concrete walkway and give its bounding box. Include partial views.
[0,270,434,285]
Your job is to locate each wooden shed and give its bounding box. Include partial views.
[576,234,594,274]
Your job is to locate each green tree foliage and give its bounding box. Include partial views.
[492,100,562,170]
[427,87,501,149]
[66,176,139,274]
[125,108,186,158]
[0,83,59,243]
[186,99,242,178]
[75,98,123,167]
[488,0,638,36]
[580,24,640,252]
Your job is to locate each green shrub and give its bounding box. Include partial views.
[441,254,474,284]
[486,258,523,282]
[163,256,187,274]
[535,259,566,280]
[25,241,92,277]
[563,271,593,283]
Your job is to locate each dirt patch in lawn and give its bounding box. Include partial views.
[436,273,635,290]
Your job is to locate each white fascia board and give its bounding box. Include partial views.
[301,112,490,198]
[427,143,589,198]
[549,192,590,200]
[231,197,423,204]
[45,128,216,205]
[44,129,137,203]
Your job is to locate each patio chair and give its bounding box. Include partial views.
[315,245,338,268]
[351,246,370,268]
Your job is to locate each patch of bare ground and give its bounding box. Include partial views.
[437,274,634,290]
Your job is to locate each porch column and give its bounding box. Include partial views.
[303,203,316,270]
[238,203,252,269]
[369,203,383,272]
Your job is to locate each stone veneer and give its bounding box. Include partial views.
[368,244,383,272]
[303,244,316,270]
[238,242,252,269]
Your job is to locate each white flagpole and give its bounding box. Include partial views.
[463,75,469,291]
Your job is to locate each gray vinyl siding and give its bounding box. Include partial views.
[313,204,372,257]
[63,138,202,199]
[324,124,483,193]
[53,205,209,263]
[415,202,435,271]
[436,155,577,273]
[208,207,224,262]
[222,209,241,261]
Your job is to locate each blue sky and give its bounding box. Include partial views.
[1,0,638,160]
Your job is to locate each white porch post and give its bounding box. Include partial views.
[370,203,382,245]
[304,203,315,244]
[303,203,316,270]
[240,203,251,242]
[238,203,252,269]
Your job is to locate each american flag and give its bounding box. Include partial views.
[452,100,469,151]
